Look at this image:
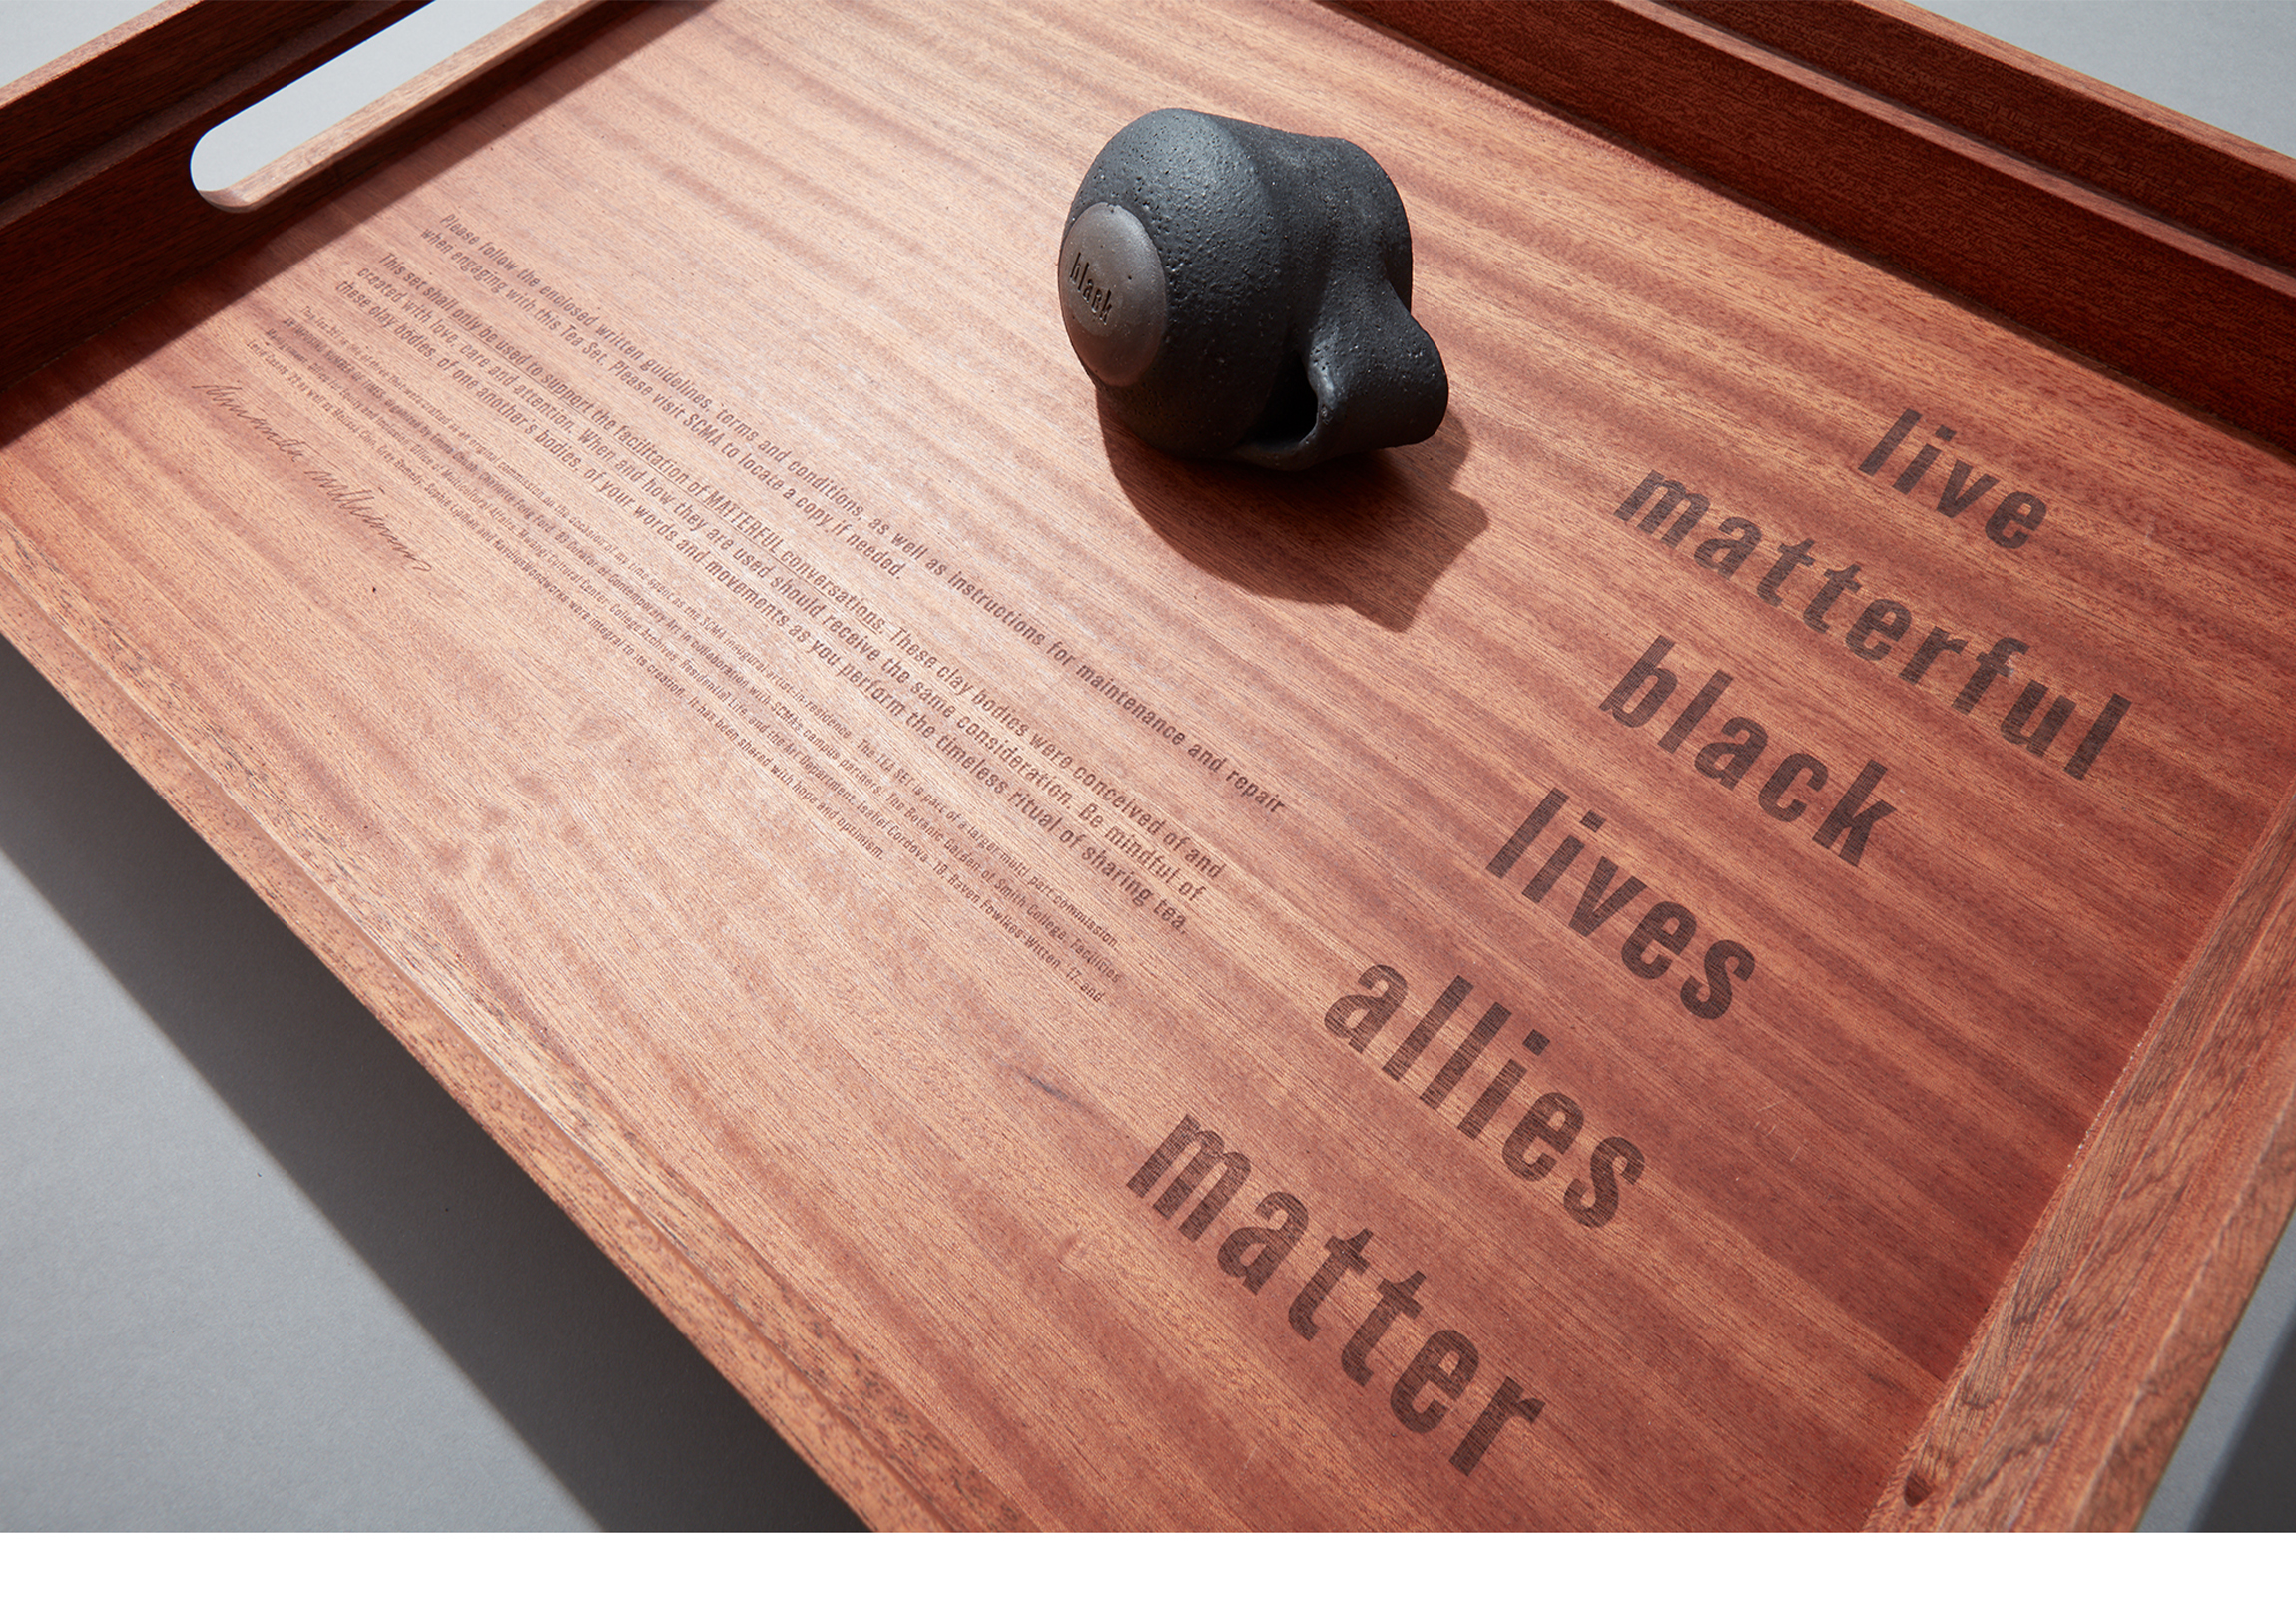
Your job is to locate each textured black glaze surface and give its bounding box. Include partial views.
[1060,109,1448,470]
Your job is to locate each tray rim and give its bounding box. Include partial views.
[4,0,2294,1531]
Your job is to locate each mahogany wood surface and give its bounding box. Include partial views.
[1351,1,2296,459]
[0,0,370,197]
[203,1,610,213]
[0,0,636,395]
[1678,0,2296,266]
[4,0,2294,1530]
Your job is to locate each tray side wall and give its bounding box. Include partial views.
[1346,0,2296,458]
[8,0,2296,1530]
[1341,0,2296,1531]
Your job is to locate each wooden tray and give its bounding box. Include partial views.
[5,0,2294,1530]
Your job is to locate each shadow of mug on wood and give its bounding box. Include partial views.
[1100,393,1486,633]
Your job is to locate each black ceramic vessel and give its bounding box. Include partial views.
[1059,108,1448,470]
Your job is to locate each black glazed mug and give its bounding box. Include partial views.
[1059,108,1448,470]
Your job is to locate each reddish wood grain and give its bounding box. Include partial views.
[0,1,356,196]
[3,0,2294,1530]
[1679,0,2296,268]
[1869,780,2296,1528]
[1348,0,2296,456]
[0,0,634,395]
[0,484,1023,1535]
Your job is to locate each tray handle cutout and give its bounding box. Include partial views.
[0,0,637,397]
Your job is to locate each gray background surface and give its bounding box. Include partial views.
[3,0,2292,1531]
